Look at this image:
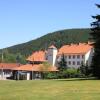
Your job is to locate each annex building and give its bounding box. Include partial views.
[0,42,93,80]
[28,42,93,68]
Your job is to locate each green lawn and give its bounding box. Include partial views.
[0,79,100,100]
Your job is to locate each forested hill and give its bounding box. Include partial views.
[4,28,91,56]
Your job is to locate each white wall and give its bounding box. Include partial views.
[26,73,30,80]
[47,47,93,68]
[84,49,93,66]
[47,48,57,66]
[57,54,84,68]
[53,49,57,66]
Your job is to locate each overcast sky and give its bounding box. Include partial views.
[0,0,99,49]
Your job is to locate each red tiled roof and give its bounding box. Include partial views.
[58,43,93,55]
[27,51,46,62]
[0,63,20,70]
[12,64,58,72]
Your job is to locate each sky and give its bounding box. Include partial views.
[0,0,100,49]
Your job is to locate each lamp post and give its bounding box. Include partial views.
[32,58,34,80]
[32,68,33,80]
[1,66,3,79]
[1,51,4,79]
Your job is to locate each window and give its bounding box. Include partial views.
[77,61,80,65]
[65,56,67,59]
[82,55,84,59]
[69,55,71,59]
[73,55,75,59]
[77,55,80,59]
[68,61,71,65]
[73,61,75,65]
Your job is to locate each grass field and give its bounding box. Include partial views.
[0,78,100,100]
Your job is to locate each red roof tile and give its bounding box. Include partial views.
[27,51,46,62]
[58,43,93,55]
[0,63,20,70]
[12,64,58,72]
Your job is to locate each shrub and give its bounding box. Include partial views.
[46,72,58,79]
[56,68,80,78]
[43,72,58,79]
[63,68,80,78]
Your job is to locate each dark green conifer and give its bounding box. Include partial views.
[90,4,100,78]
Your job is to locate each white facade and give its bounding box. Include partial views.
[47,47,57,66]
[26,72,30,80]
[57,54,85,68]
[84,49,94,67]
[46,45,93,68]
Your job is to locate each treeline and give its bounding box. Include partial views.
[4,28,91,57]
[0,49,26,64]
[0,28,91,63]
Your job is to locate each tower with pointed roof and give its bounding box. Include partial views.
[47,45,57,66]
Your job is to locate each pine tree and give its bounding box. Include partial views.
[58,54,67,71]
[57,54,67,78]
[90,4,100,78]
[79,61,89,77]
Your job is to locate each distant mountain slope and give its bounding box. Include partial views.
[4,28,91,56]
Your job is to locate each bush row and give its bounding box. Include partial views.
[43,68,92,79]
